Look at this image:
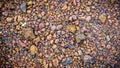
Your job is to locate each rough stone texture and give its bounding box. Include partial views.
[0,0,119,68]
[22,28,35,40]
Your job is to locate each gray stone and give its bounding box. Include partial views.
[57,25,63,30]
[84,55,93,62]
[106,35,110,41]
[20,2,26,12]
[76,33,86,43]
[51,25,56,31]
[117,15,120,20]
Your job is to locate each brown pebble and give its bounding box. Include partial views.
[52,58,59,67]
[30,45,38,55]
[6,17,13,22]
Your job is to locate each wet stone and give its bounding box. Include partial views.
[20,2,26,12]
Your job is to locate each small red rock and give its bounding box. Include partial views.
[39,23,45,29]
[18,40,26,47]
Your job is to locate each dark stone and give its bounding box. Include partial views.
[64,44,69,49]
[2,38,8,43]
[43,4,47,13]
[117,15,120,20]
[63,57,73,65]
[32,54,36,59]
[105,30,110,35]
[65,20,70,25]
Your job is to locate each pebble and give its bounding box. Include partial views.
[46,22,49,26]
[27,1,33,9]
[30,45,38,55]
[16,25,21,30]
[47,34,52,40]
[84,55,93,62]
[2,11,8,16]
[52,58,59,67]
[17,16,23,22]
[52,44,57,49]
[64,44,69,49]
[43,60,48,68]
[86,7,90,12]
[78,50,83,55]
[106,35,110,41]
[51,25,56,31]
[99,56,103,61]
[62,4,67,10]
[65,20,70,25]
[20,2,26,12]
[39,23,45,29]
[69,15,77,21]
[67,25,76,32]
[27,1,33,5]
[86,16,91,22]
[57,25,63,30]
[106,45,111,49]
[76,33,86,43]
[117,15,120,20]
[18,40,26,47]
[87,1,92,5]
[99,13,106,23]
[63,57,73,65]
[23,28,35,40]
[6,17,13,22]
[33,37,40,45]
